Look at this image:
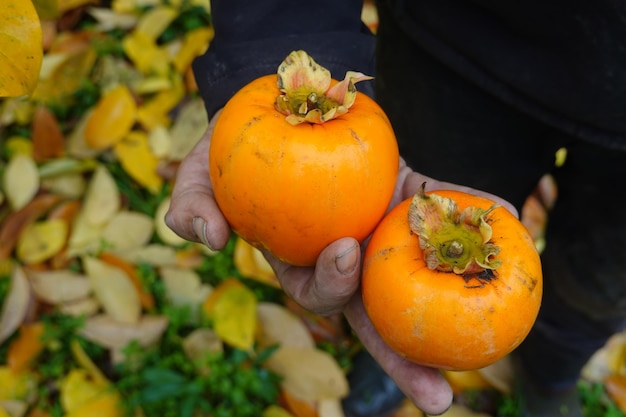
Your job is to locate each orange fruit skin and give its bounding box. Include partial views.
[210,74,399,266]
[362,190,543,371]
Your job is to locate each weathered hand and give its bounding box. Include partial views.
[165,113,516,414]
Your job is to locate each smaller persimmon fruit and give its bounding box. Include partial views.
[362,184,543,371]
[209,51,399,266]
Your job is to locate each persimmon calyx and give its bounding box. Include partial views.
[275,50,373,125]
[408,183,502,275]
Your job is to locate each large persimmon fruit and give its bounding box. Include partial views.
[362,184,543,371]
[209,51,399,266]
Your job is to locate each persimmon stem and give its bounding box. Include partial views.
[408,183,502,275]
[274,50,373,125]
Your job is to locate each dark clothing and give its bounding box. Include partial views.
[193,0,626,389]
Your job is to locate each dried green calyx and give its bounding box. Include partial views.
[275,50,373,125]
[408,183,502,275]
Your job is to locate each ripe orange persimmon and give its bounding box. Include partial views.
[209,51,399,266]
[362,185,543,371]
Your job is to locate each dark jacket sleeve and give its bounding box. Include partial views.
[192,0,377,119]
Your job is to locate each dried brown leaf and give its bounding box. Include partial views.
[31,106,65,162]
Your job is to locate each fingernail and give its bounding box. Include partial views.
[335,243,358,275]
[192,217,213,250]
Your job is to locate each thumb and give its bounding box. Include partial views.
[264,237,361,316]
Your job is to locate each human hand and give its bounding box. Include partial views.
[165,111,514,415]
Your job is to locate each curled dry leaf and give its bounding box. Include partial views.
[83,256,141,324]
[257,302,315,349]
[264,346,349,403]
[79,314,168,350]
[154,197,187,246]
[0,265,32,344]
[26,268,91,304]
[167,97,208,161]
[102,210,154,252]
[16,218,69,264]
[160,266,212,321]
[82,165,121,226]
[3,154,40,211]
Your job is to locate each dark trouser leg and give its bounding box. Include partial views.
[375,0,626,397]
[518,142,626,390]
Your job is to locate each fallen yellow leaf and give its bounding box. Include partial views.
[172,27,213,73]
[32,47,97,104]
[84,85,137,150]
[0,366,37,401]
[122,30,170,76]
[113,131,163,194]
[0,0,43,96]
[16,218,68,264]
[60,369,120,416]
[203,278,257,351]
[135,6,178,41]
[234,237,279,288]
